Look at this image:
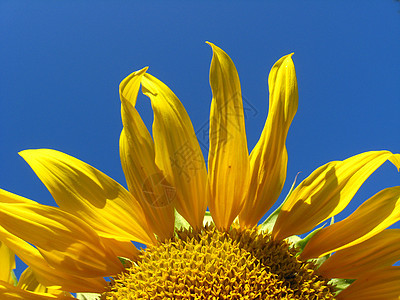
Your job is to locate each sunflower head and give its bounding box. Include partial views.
[102,224,335,299]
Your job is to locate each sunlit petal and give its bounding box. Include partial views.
[120,68,175,240]
[206,42,250,230]
[0,225,105,293]
[318,229,400,279]
[301,186,400,259]
[18,268,65,297]
[240,54,298,227]
[0,198,123,278]
[19,149,155,245]
[141,73,208,229]
[18,270,72,298]
[100,236,139,261]
[0,281,67,300]
[272,151,400,240]
[0,241,15,284]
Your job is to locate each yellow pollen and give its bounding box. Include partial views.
[102,225,336,299]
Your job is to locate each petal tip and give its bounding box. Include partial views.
[205,41,220,53]
[18,149,35,159]
[389,153,400,171]
[19,149,51,159]
[138,66,149,74]
[132,66,149,76]
[284,53,295,64]
[18,150,27,157]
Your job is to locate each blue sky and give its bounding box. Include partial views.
[1,1,400,276]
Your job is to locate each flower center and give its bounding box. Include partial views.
[102,225,336,299]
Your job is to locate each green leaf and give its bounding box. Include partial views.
[259,174,299,233]
[76,293,101,300]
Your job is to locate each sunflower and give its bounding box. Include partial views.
[1,42,400,300]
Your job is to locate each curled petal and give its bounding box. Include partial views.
[206,42,250,230]
[120,68,175,240]
[301,186,400,259]
[272,151,400,240]
[119,67,148,106]
[240,54,298,227]
[141,73,208,229]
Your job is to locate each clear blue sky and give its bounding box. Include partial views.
[1,1,400,276]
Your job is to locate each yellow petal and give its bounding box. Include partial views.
[119,67,148,107]
[0,241,15,284]
[120,68,175,240]
[18,267,51,294]
[301,186,400,259]
[121,132,175,241]
[240,54,298,227]
[100,236,139,261]
[272,151,400,240]
[19,149,155,245]
[206,42,250,230]
[336,266,400,300]
[141,73,208,229]
[17,267,72,298]
[0,200,123,278]
[0,189,36,205]
[318,229,400,279]
[0,281,68,300]
[119,68,176,240]
[0,224,105,293]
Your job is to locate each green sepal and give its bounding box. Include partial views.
[203,210,214,226]
[11,270,17,286]
[259,174,299,233]
[313,217,335,267]
[329,278,355,296]
[294,216,334,264]
[76,293,101,300]
[118,256,133,267]
[287,232,328,267]
[313,253,330,268]
[285,235,301,245]
[295,216,334,252]
[174,209,191,232]
[295,225,324,252]
[259,201,284,233]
